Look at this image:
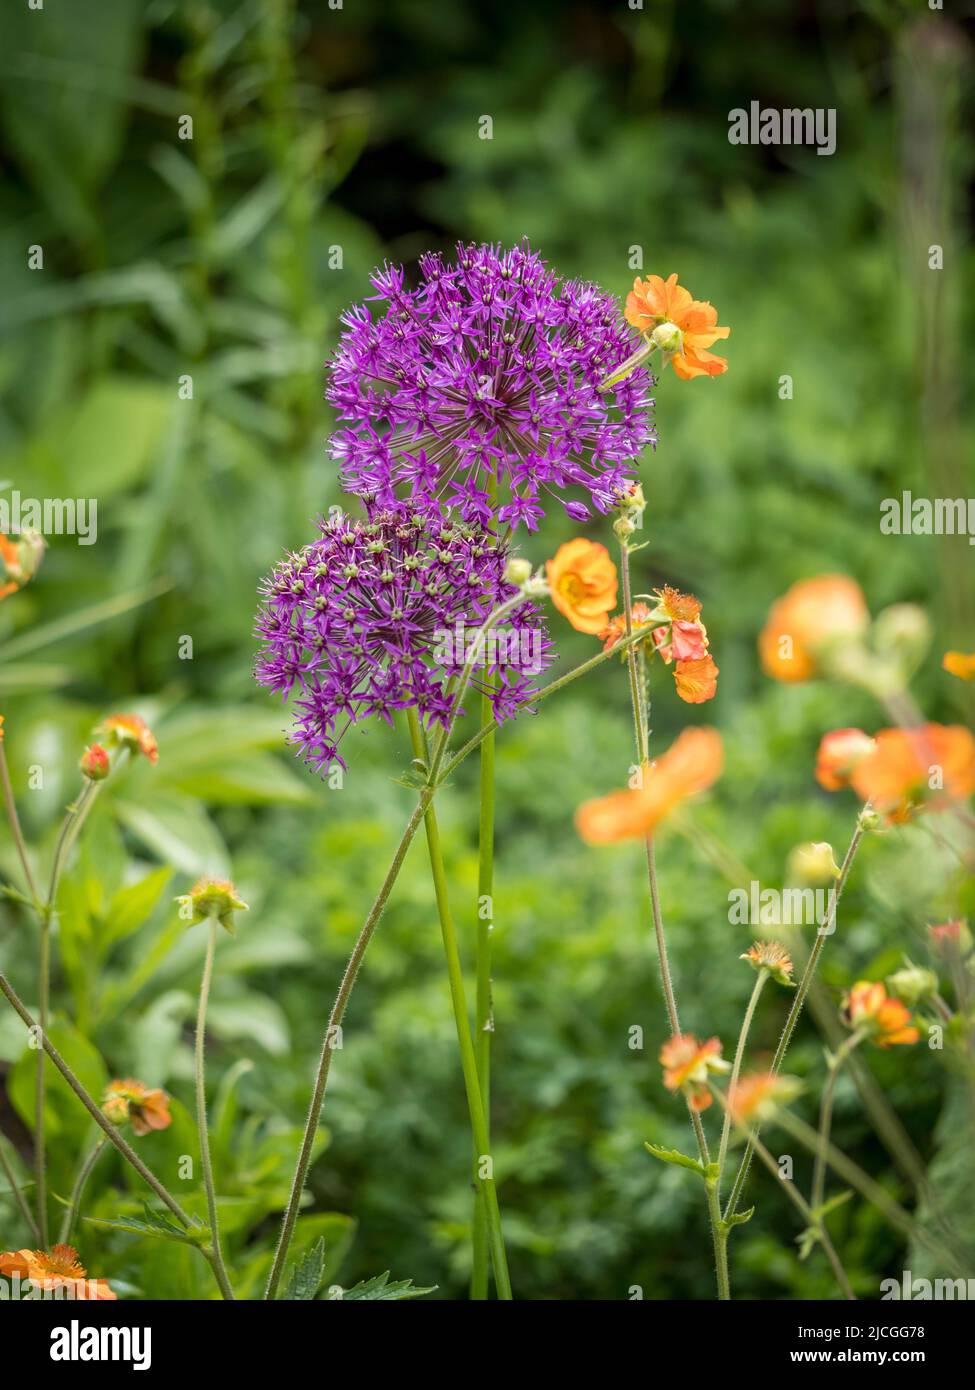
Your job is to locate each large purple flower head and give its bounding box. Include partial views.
[255,499,553,774]
[327,241,655,531]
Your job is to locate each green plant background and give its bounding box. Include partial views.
[1,0,973,1299]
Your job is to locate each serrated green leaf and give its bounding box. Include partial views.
[282,1237,326,1301]
[330,1271,437,1301]
[85,1201,207,1247]
[644,1143,707,1177]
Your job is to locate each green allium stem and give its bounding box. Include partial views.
[470,681,496,1301]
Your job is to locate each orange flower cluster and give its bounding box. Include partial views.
[599,584,719,704]
[102,1078,171,1136]
[0,1244,116,1299]
[760,575,868,683]
[625,274,731,380]
[854,724,974,822]
[842,980,919,1047]
[576,727,723,844]
[659,1033,729,1111]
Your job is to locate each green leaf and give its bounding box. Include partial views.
[282,1238,326,1301]
[331,1272,437,1302]
[86,1202,208,1247]
[101,866,173,948]
[644,1143,707,1178]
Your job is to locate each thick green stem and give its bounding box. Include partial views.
[409,709,511,1299]
[723,813,867,1222]
[196,918,234,1300]
[470,683,495,1301]
[58,1135,106,1244]
[706,1176,731,1301]
[717,970,769,1192]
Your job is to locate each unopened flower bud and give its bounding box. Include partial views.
[651,321,683,355]
[887,962,938,1008]
[858,806,882,833]
[788,840,840,887]
[503,556,533,587]
[80,744,110,781]
[872,604,930,680]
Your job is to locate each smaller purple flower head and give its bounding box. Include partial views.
[327,240,655,531]
[254,499,553,775]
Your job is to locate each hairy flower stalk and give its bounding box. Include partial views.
[327,241,655,530]
[616,537,727,1298]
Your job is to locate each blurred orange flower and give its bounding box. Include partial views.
[728,1071,801,1125]
[97,713,159,764]
[546,539,618,635]
[576,726,723,843]
[759,575,869,683]
[599,602,654,653]
[0,1244,117,1299]
[815,728,877,791]
[842,980,919,1047]
[102,1078,171,1136]
[659,1034,729,1111]
[849,724,975,822]
[625,274,730,380]
[944,651,975,681]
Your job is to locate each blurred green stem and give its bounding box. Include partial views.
[0,740,40,905]
[617,539,722,1294]
[723,811,867,1225]
[58,1135,106,1245]
[409,709,512,1299]
[0,1134,40,1244]
[196,917,235,1300]
[812,1030,864,1217]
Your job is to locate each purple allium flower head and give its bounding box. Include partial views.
[254,499,553,775]
[327,241,656,531]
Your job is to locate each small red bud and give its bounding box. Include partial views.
[80,744,110,781]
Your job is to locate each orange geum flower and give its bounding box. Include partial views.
[842,980,919,1047]
[759,575,869,683]
[576,726,723,844]
[625,274,731,381]
[849,724,975,822]
[102,1078,172,1136]
[0,1244,117,1300]
[659,1033,730,1111]
[546,538,618,636]
[815,728,877,791]
[728,1071,802,1126]
[646,587,719,703]
[943,651,975,681]
[97,713,159,765]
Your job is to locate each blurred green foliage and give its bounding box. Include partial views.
[1,0,973,1298]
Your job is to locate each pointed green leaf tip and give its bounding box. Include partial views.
[332,1271,438,1301]
[283,1237,326,1300]
[85,1201,208,1246]
[644,1142,707,1177]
